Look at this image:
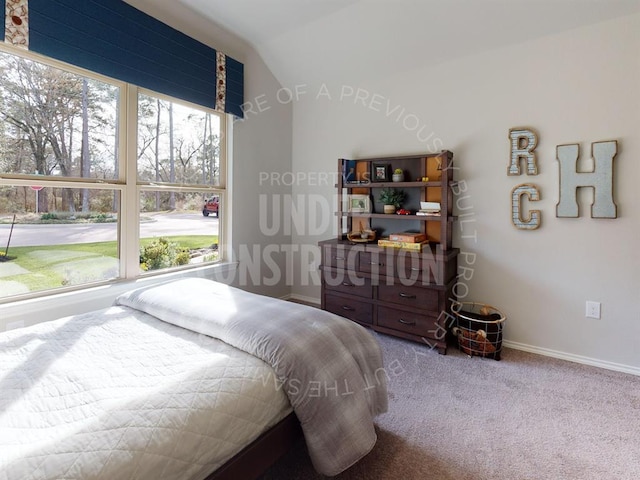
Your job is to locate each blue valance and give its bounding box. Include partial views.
[2,0,244,117]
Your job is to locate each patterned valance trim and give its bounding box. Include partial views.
[4,0,28,48]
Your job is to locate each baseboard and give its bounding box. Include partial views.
[271,298,640,377]
[503,340,640,377]
[282,294,321,307]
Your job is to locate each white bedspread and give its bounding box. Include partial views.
[116,278,388,476]
[0,305,291,480]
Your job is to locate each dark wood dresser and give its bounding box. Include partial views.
[319,239,459,354]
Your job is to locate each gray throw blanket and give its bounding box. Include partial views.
[115,278,388,476]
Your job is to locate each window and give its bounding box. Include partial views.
[136,93,223,274]
[0,46,226,301]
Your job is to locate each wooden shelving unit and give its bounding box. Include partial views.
[319,151,459,354]
[336,151,455,250]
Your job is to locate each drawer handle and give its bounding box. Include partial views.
[341,282,354,287]
[410,267,421,271]
[398,318,416,326]
[342,306,355,311]
[333,256,345,260]
[399,293,417,299]
[370,262,384,266]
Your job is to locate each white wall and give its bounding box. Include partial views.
[289,14,640,371]
[230,49,293,297]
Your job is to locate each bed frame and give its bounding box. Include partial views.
[205,412,303,480]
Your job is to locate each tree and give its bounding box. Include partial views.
[0,56,56,212]
[0,52,118,214]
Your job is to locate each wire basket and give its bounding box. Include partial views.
[452,302,506,361]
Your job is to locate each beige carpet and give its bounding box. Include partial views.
[259,333,640,480]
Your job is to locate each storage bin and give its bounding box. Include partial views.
[452,302,506,360]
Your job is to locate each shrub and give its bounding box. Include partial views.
[175,251,190,265]
[91,213,110,223]
[40,212,58,221]
[139,237,190,271]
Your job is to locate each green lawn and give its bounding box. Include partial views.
[0,235,217,296]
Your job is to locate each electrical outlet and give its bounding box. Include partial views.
[586,301,601,319]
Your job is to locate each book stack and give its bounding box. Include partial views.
[378,232,429,251]
[416,201,440,216]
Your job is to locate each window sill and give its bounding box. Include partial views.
[0,261,239,331]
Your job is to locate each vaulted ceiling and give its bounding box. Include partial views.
[133,0,640,87]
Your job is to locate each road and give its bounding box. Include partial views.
[0,213,219,247]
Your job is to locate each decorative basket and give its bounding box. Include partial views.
[452,302,506,360]
[347,220,376,243]
[347,229,376,243]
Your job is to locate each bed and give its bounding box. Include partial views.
[0,278,388,480]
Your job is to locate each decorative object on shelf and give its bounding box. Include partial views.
[420,201,440,210]
[392,168,404,182]
[389,232,426,243]
[342,159,357,183]
[381,231,428,249]
[396,208,411,215]
[372,162,390,182]
[377,238,429,251]
[378,188,405,214]
[417,201,441,216]
[347,220,376,243]
[346,194,371,213]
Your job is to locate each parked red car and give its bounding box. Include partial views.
[202,196,219,217]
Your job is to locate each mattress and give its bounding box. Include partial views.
[0,305,291,480]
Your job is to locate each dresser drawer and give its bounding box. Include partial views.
[395,251,458,285]
[324,276,373,299]
[377,306,438,336]
[325,294,373,325]
[322,244,359,270]
[358,251,393,276]
[378,283,439,312]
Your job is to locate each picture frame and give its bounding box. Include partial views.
[346,194,371,213]
[372,162,390,182]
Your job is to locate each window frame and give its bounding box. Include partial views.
[0,43,228,303]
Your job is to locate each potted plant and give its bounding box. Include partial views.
[392,168,404,182]
[378,188,406,214]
